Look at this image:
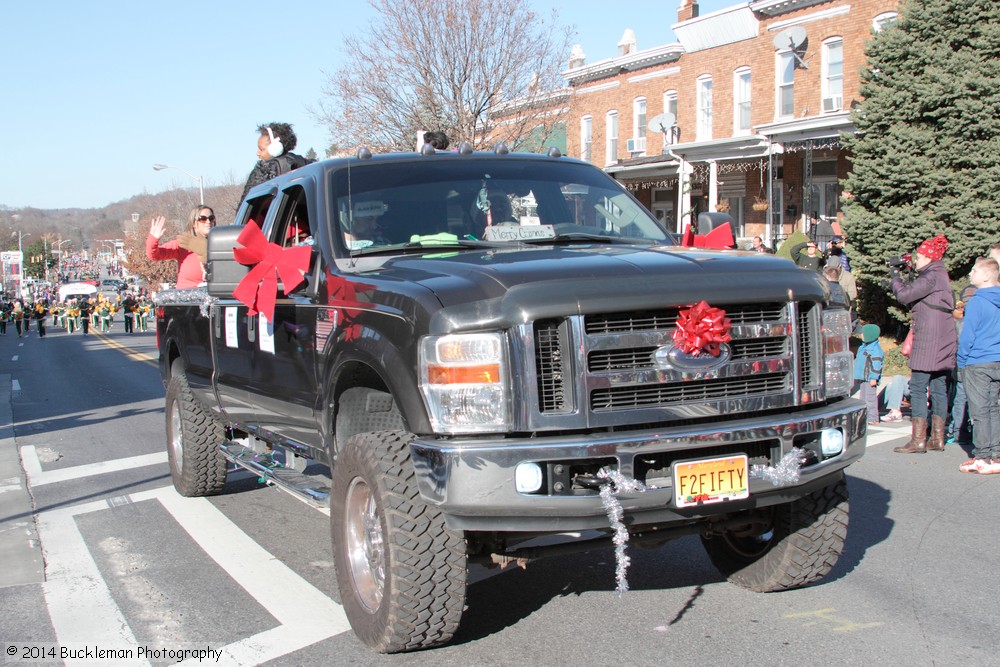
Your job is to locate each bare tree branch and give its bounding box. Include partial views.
[314,0,572,153]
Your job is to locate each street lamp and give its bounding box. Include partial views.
[55,239,72,277]
[152,163,204,205]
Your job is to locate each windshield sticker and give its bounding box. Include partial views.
[352,200,387,217]
[483,225,557,242]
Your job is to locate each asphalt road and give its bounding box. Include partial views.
[1,320,998,666]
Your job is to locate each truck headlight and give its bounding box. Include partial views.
[419,333,510,433]
[822,309,852,397]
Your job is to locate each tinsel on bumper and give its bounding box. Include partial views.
[749,447,806,486]
[597,468,647,595]
[152,287,217,318]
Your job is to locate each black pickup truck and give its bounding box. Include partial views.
[155,146,866,653]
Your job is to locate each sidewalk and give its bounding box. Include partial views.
[0,373,44,587]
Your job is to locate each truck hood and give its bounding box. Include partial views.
[368,244,831,334]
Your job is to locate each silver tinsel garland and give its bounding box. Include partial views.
[596,468,647,595]
[152,288,218,318]
[749,447,806,487]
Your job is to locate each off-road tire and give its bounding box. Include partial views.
[331,430,467,653]
[701,474,849,592]
[165,362,227,496]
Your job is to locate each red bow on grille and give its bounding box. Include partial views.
[232,223,312,322]
[672,300,732,357]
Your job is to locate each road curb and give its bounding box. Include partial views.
[0,373,45,587]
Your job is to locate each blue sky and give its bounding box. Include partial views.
[1,0,732,210]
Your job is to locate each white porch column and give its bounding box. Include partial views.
[677,157,692,232]
[708,160,718,212]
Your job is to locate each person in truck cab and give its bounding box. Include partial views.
[343,200,389,250]
[240,122,312,204]
[146,206,215,289]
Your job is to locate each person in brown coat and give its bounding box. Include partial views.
[890,235,957,453]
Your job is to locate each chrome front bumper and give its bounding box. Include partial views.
[409,398,867,532]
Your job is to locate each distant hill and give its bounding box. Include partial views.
[1,182,243,252]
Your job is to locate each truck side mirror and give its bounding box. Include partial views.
[206,226,249,298]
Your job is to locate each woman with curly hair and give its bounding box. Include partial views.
[239,122,312,203]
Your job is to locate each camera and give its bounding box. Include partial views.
[885,253,912,269]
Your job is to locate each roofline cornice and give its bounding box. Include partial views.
[749,0,838,17]
[562,43,684,86]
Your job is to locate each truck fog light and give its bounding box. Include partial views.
[821,428,844,457]
[515,462,543,493]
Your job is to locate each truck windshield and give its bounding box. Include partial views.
[331,158,671,252]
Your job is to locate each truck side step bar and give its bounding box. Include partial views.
[220,442,331,507]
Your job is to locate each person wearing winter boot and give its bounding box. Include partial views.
[891,235,956,454]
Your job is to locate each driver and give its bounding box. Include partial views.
[344,200,388,250]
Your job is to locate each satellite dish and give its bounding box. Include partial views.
[773,26,808,68]
[772,26,807,51]
[647,112,676,134]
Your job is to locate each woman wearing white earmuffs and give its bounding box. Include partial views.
[239,122,313,204]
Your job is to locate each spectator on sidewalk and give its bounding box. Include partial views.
[825,257,858,330]
[957,257,1000,474]
[854,324,884,424]
[890,235,956,454]
[751,236,774,254]
[829,235,852,272]
[790,239,824,271]
[883,374,909,423]
[947,284,977,445]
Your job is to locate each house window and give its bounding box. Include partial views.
[663,90,679,146]
[776,52,795,119]
[822,38,844,113]
[873,12,898,31]
[734,67,751,135]
[581,116,592,162]
[696,75,713,141]
[631,98,647,154]
[606,111,618,164]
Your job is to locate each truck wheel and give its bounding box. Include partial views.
[701,475,848,592]
[331,430,467,653]
[165,363,227,496]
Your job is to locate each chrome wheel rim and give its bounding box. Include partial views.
[168,400,184,475]
[344,477,385,611]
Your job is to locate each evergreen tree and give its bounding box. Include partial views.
[841,0,1000,323]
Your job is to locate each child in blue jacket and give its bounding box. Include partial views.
[854,324,885,424]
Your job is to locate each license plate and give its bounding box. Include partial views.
[674,454,749,508]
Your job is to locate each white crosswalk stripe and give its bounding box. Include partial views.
[26,452,351,665]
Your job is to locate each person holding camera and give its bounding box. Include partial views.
[890,235,956,454]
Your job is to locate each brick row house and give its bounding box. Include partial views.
[562,0,899,248]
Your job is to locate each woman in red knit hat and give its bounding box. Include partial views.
[890,234,957,453]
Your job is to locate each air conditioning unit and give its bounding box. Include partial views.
[626,137,646,153]
[822,96,843,112]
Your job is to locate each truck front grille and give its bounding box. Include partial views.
[531,301,821,425]
[591,373,788,411]
[535,318,572,413]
